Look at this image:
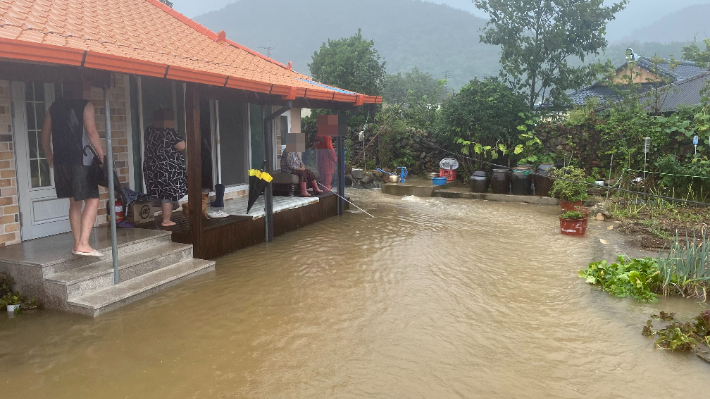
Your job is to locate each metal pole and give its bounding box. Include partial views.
[263,108,274,242]
[337,135,345,215]
[104,88,120,285]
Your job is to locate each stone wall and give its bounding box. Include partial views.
[0,81,19,246]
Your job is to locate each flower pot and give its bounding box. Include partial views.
[560,200,583,212]
[490,169,511,194]
[559,217,588,236]
[6,304,20,312]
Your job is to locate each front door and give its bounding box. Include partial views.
[11,82,71,241]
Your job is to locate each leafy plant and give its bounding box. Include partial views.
[579,256,661,302]
[560,210,586,220]
[549,166,589,202]
[0,273,14,297]
[643,311,710,353]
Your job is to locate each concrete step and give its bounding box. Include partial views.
[67,258,216,317]
[45,242,193,301]
[46,231,173,276]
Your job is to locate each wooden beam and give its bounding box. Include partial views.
[185,83,204,258]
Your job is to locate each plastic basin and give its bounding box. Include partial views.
[432,177,448,186]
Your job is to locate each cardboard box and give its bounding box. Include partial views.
[127,202,154,224]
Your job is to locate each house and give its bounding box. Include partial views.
[0,0,381,316]
[568,49,708,110]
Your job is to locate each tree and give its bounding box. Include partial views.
[438,78,530,160]
[383,67,447,105]
[682,38,710,68]
[308,29,386,96]
[474,0,627,109]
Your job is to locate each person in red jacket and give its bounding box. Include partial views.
[315,135,337,191]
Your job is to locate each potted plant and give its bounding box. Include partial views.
[549,166,589,211]
[559,210,588,236]
[2,292,23,313]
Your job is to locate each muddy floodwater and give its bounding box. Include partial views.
[1,190,709,398]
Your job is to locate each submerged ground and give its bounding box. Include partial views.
[1,190,708,398]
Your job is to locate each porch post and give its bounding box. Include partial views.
[185,83,204,258]
[337,135,345,215]
[263,102,292,242]
[104,87,120,285]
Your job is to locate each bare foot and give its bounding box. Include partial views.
[300,191,311,197]
[161,221,177,227]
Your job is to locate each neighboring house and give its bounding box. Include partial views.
[568,49,708,110]
[640,71,710,113]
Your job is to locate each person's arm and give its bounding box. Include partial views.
[40,111,53,167]
[83,102,105,160]
[174,141,186,151]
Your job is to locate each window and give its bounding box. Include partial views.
[25,82,50,189]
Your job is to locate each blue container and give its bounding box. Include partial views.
[432,177,448,186]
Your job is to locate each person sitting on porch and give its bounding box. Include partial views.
[280,147,323,197]
[143,109,187,227]
[40,81,105,257]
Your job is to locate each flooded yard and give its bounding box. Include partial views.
[1,190,708,398]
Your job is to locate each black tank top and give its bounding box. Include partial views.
[50,98,90,165]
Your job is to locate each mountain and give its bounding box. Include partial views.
[194,0,501,90]
[620,4,710,44]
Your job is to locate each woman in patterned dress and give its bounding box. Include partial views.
[143,109,187,227]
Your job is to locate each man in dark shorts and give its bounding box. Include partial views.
[40,81,105,257]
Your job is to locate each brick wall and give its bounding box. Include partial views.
[0,81,20,246]
[91,75,131,225]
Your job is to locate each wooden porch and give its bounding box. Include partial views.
[139,192,341,259]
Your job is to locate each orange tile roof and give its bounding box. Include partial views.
[0,0,382,105]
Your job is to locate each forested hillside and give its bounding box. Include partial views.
[195,0,501,90]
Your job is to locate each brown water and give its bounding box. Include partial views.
[1,190,708,398]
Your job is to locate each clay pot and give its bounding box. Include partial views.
[469,171,490,193]
[560,200,583,212]
[534,163,554,197]
[490,169,511,194]
[511,166,533,195]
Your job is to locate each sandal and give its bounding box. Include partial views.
[72,250,104,258]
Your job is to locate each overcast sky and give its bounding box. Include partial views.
[170,0,710,41]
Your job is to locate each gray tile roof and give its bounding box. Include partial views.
[641,72,710,113]
[567,56,708,108]
[636,57,706,82]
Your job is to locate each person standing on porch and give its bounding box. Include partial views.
[41,81,104,257]
[315,135,336,191]
[143,109,187,227]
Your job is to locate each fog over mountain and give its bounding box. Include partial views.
[169,0,710,91]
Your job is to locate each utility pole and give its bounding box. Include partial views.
[258,46,275,58]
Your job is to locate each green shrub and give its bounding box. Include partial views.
[549,166,589,202]
[579,256,661,302]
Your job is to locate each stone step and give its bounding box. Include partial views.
[46,231,173,276]
[45,242,193,301]
[67,258,216,317]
